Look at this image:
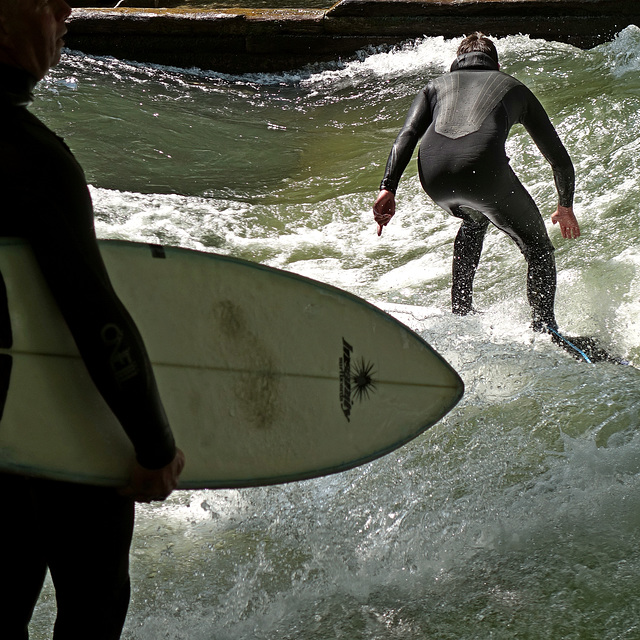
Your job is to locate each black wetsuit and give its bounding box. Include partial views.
[0,64,176,639]
[380,52,575,328]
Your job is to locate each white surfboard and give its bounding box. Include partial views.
[0,239,463,489]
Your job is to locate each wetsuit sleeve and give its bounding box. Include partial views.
[380,86,433,194]
[20,122,176,470]
[515,86,575,207]
[33,233,177,470]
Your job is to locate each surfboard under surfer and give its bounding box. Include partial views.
[0,1,184,637]
[373,32,581,333]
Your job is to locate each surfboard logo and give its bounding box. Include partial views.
[339,338,377,422]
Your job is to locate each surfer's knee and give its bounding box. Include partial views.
[521,240,555,267]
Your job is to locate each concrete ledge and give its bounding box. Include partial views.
[328,0,638,18]
[65,1,640,73]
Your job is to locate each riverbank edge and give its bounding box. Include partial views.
[66,0,640,73]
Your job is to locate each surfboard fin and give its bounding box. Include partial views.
[545,326,628,365]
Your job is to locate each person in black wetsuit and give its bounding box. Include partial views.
[373,32,581,331]
[0,1,185,638]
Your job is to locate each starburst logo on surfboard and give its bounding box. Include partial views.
[339,338,377,422]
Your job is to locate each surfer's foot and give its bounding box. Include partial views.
[452,305,481,316]
[536,327,625,364]
[531,319,558,334]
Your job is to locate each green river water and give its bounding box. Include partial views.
[25,26,640,639]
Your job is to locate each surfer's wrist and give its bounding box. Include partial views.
[135,441,177,471]
[379,181,397,195]
[121,448,185,502]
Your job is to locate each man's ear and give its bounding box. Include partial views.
[0,14,10,40]
[0,17,16,64]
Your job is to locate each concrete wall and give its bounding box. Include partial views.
[65,0,640,73]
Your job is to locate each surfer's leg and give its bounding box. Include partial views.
[451,207,489,316]
[450,206,490,315]
[419,158,494,315]
[37,481,134,640]
[0,474,48,640]
[525,245,557,331]
[474,168,558,330]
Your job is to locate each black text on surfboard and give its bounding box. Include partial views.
[339,338,377,422]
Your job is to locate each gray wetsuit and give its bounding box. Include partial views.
[380,52,575,328]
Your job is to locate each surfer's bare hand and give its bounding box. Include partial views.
[373,190,396,236]
[551,205,580,239]
[120,448,185,503]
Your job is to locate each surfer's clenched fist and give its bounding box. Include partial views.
[120,448,186,502]
[373,189,396,236]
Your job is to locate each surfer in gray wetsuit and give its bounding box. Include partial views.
[373,32,581,331]
[0,1,184,638]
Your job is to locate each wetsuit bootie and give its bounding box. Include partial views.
[452,304,481,316]
[452,302,472,315]
[531,319,558,334]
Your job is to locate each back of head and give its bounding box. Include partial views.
[457,32,499,65]
[0,0,20,17]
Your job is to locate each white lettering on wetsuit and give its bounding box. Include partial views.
[101,323,139,385]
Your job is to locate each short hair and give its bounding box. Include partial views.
[457,32,499,65]
[0,0,20,18]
